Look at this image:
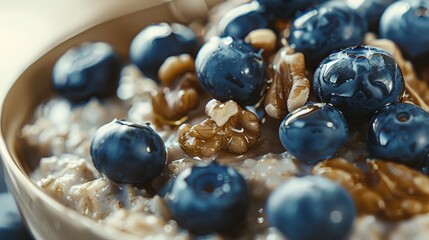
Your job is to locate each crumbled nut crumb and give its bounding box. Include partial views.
[178,99,261,157]
[313,158,429,220]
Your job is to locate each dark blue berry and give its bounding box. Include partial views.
[289,2,367,68]
[90,119,166,184]
[379,0,429,62]
[266,176,355,240]
[367,103,429,169]
[279,103,349,164]
[218,1,269,39]
[346,0,397,32]
[166,161,249,235]
[52,42,121,103]
[129,23,198,82]
[313,45,404,121]
[195,36,266,106]
[255,0,327,19]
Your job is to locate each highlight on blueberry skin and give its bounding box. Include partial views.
[367,103,429,169]
[129,23,198,82]
[266,176,356,240]
[218,1,269,39]
[195,36,265,106]
[52,41,122,103]
[90,119,166,184]
[313,45,405,121]
[279,103,349,164]
[289,1,367,68]
[379,0,429,62]
[165,161,249,235]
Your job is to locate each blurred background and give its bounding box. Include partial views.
[0,0,170,91]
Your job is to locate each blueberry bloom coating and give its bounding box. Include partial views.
[367,103,429,169]
[52,42,121,103]
[289,2,367,68]
[346,0,397,32]
[218,1,269,39]
[166,161,249,235]
[379,0,429,61]
[279,103,349,164]
[267,176,355,240]
[129,23,198,82]
[313,46,404,121]
[90,120,166,184]
[195,36,266,106]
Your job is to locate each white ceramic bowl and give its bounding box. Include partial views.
[0,1,220,239]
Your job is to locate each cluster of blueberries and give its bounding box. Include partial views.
[49,0,429,239]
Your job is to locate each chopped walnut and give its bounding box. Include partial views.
[245,29,277,56]
[178,99,261,158]
[152,73,201,125]
[313,158,429,220]
[263,47,310,119]
[158,54,196,86]
[153,54,202,126]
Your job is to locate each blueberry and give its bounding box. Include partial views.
[266,176,355,240]
[346,0,397,32]
[255,0,326,19]
[367,103,429,169]
[279,103,348,164]
[52,42,122,103]
[218,1,269,39]
[313,45,404,121]
[195,36,265,106]
[289,2,367,68]
[0,193,32,240]
[90,119,166,184]
[166,161,249,235]
[129,23,198,82]
[379,0,429,63]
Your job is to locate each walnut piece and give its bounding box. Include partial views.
[178,99,261,158]
[158,54,195,87]
[152,54,205,126]
[245,28,277,56]
[263,47,310,119]
[152,73,200,126]
[313,158,429,220]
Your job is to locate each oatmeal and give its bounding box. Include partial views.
[20,0,429,239]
